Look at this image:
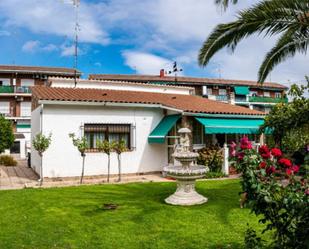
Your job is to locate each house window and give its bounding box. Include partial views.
[207,88,213,95]
[0,78,10,86]
[20,102,31,117]
[202,86,207,96]
[84,124,131,151]
[264,91,270,97]
[250,91,258,97]
[21,79,35,87]
[218,88,227,95]
[275,92,281,98]
[0,101,10,115]
[192,119,204,145]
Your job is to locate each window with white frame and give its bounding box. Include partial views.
[207,88,213,95]
[218,88,227,95]
[84,124,131,151]
[263,91,270,97]
[20,102,31,117]
[21,79,35,87]
[0,78,10,86]
[202,86,207,96]
[0,101,10,114]
[250,91,258,97]
[275,92,281,98]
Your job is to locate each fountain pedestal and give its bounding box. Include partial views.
[164,128,208,206]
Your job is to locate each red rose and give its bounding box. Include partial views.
[261,152,271,159]
[259,145,269,155]
[266,166,276,175]
[278,158,292,168]
[259,161,267,169]
[271,148,282,158]
[286,168,293,175]
[292,165,300,173]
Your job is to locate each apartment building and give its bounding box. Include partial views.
[0,65,81,158]
[89,70,288,113]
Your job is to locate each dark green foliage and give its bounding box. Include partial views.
[0,155,17,166]
[197,146,223,172]
[200,0,309,82]
[245,226,265,249]
[0,116,14,153]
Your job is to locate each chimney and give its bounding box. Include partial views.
[159,69,165,78]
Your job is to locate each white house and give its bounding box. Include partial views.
[31,84,265,179]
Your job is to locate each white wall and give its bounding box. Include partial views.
[50,79,193,95]
[36,104,167,178]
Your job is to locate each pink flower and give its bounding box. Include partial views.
[240,136,252,150]
[305,189,309,195]
[278,158,292,168]
[237,152,245,161]
[230,142,237,157]
[271,148,282,158]
[266,166,276,175]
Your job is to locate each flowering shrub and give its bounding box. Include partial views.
[230,136,309,249]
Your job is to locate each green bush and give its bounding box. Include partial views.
[0,155,17,166]
[204,171,226,179]
[197,146,223,172]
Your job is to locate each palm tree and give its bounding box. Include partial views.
[112,140,127,182]
[199,0,309,83]
[97,140,113,182]
[215,0,238,10]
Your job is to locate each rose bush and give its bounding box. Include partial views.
[231,136,309,249]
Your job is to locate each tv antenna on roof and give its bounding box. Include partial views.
[168,61,183,83]
[60,0,80,87]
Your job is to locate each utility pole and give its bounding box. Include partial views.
[73,0,80,87]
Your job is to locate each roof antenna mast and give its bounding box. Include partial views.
[73,0,80,87]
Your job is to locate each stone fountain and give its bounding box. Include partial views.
[163,128,208,206]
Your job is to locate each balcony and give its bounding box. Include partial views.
[0,86,32,94]
[249,96,288,103]
[207,94,229,102]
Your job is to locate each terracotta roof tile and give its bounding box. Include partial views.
[32,86,265,116]
[89,74,287,89]
[0,65,81,76]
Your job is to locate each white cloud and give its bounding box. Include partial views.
[22,40,40,52]
[42,44,58,52]
[60,44,85,57]
[122,51,173,75]
[0,0,109,44]
[0,30,10,36]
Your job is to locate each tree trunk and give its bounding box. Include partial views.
[40,154,43,186]
[80,155,85,184]
[118,154,121,182]
[107,154,110,183]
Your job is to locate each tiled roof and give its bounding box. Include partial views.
[89,74,287,90]
[32,86,265,116]
[0,65,81,76]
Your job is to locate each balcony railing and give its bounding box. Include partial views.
[0,86,32,94]
[207,94,229,102]
[249,96,288,103]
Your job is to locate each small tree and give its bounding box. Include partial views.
[112,140,127,182]
[69,133,88,184]
[32,132,52,185]
[0,116,14,154]
[97,140,113,182]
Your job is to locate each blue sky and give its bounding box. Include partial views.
[0,0,307,86]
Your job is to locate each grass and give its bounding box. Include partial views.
[0,179,270,249]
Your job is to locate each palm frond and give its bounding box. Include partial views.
[258,29,309,83]
[215,0,238,11]
[199,0,309,68]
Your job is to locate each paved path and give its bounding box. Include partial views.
[0,160,39,190]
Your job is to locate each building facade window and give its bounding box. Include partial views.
[207,88,213,95]
[0,101,10,115]
[84,123,131,151]
[192,119,204,145]
[20,102,32,117]
[21,79,35,87]
[202,86,207,96]
[0,78,10,86]
[263,91,270,97]
[275,92,281,98]
[218,88,227,96]
[250,91,258,97]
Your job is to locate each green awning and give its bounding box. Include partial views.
[148,115,181,143]
[195,117,264,134]
[234,86,249,95]
[16,124,31,129]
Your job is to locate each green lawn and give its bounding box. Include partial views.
[0,179,270,249]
